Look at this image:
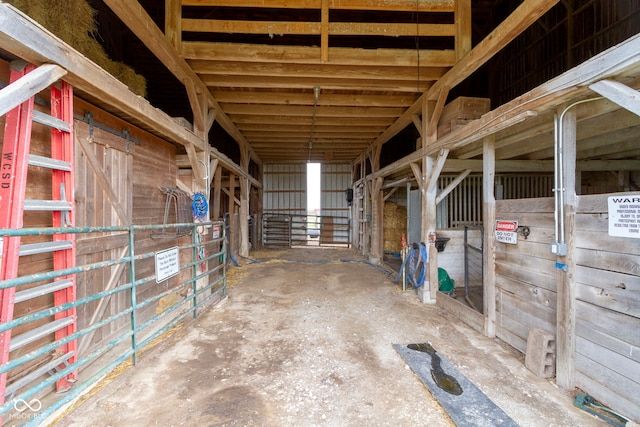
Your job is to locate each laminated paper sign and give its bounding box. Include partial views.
[608,195,640,238]
[155,247,179,283]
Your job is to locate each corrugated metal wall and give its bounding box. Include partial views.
[263,163,307,215]
[321,164,351,243]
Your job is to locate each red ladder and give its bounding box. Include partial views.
[0,61,77,409]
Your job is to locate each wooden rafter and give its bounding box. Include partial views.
[181,0,455,12]
[181,43,456,67]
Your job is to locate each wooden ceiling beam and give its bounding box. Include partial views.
[241,131,380,139]
[236,123,387,132]
[184,20,454,37]
[221,104,406,118]
[182,42,456,67]
[190,60,448,81]
[202,75,432,93]
[212,91,418,107]
[181,0,455,12]
[230,116,395,126]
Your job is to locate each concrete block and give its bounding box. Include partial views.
[525,328,556,378]
[417,287,436,304]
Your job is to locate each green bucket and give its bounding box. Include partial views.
[438,268,455,293]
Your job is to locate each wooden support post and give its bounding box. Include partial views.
[228,173,237,256]
[425,149,448,302]
[366,143,383,262]
[212,165,222,220]
[239,147,250,257]
[556,108,577,389]
[483,135,496,338]
[369,177,384,264]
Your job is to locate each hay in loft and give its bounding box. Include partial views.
[7,0,146,97]
[384,202,407,253]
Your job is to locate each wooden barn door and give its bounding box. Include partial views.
[73,120,133,357]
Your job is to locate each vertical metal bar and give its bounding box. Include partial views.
[222,223,227,299]
[192,223,198,319]
[127,226,138,365]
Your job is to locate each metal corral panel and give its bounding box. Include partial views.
[263,163,307,215]
[321,164,351,243]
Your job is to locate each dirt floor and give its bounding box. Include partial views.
[55,248,606,427]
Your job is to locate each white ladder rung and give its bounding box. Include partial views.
[23,200,72,211]
[28,154,71,171]
[4,351,74,397]
[19,241,73,256]
[14,279,73,304]
[9,317,74,352]
[32,110,71,132]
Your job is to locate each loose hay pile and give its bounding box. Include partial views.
[7,0,146,97]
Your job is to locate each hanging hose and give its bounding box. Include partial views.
[192,193,208,221]
[398,242,428,288]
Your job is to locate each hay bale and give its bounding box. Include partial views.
[384,202,406,253]
[7,0,146,97]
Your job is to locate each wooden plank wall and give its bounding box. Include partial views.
[72,97,188,355]
[494,197,557,353]
[574,193,640,421]
[74,119,132,351]
[437,229,465,286]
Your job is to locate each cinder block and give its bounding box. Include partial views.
[525,328,556,378]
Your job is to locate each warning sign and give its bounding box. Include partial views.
[608,195,640,238]
[212,225,221,239]
[496,220,518,245]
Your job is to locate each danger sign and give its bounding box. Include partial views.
[496,220,518,244]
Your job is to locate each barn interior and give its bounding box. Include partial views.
[0,0,638,425]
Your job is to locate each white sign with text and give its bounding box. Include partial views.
[608,195,640,238]
[155,247,179,283]
[495,220,518,245]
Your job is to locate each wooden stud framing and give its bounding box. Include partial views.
[321,0,329,62]
[455,0,472,61]
[165,0,181,50]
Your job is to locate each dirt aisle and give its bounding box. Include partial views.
[56,248,603,426]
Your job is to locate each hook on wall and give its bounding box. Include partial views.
[517,226,530,239]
